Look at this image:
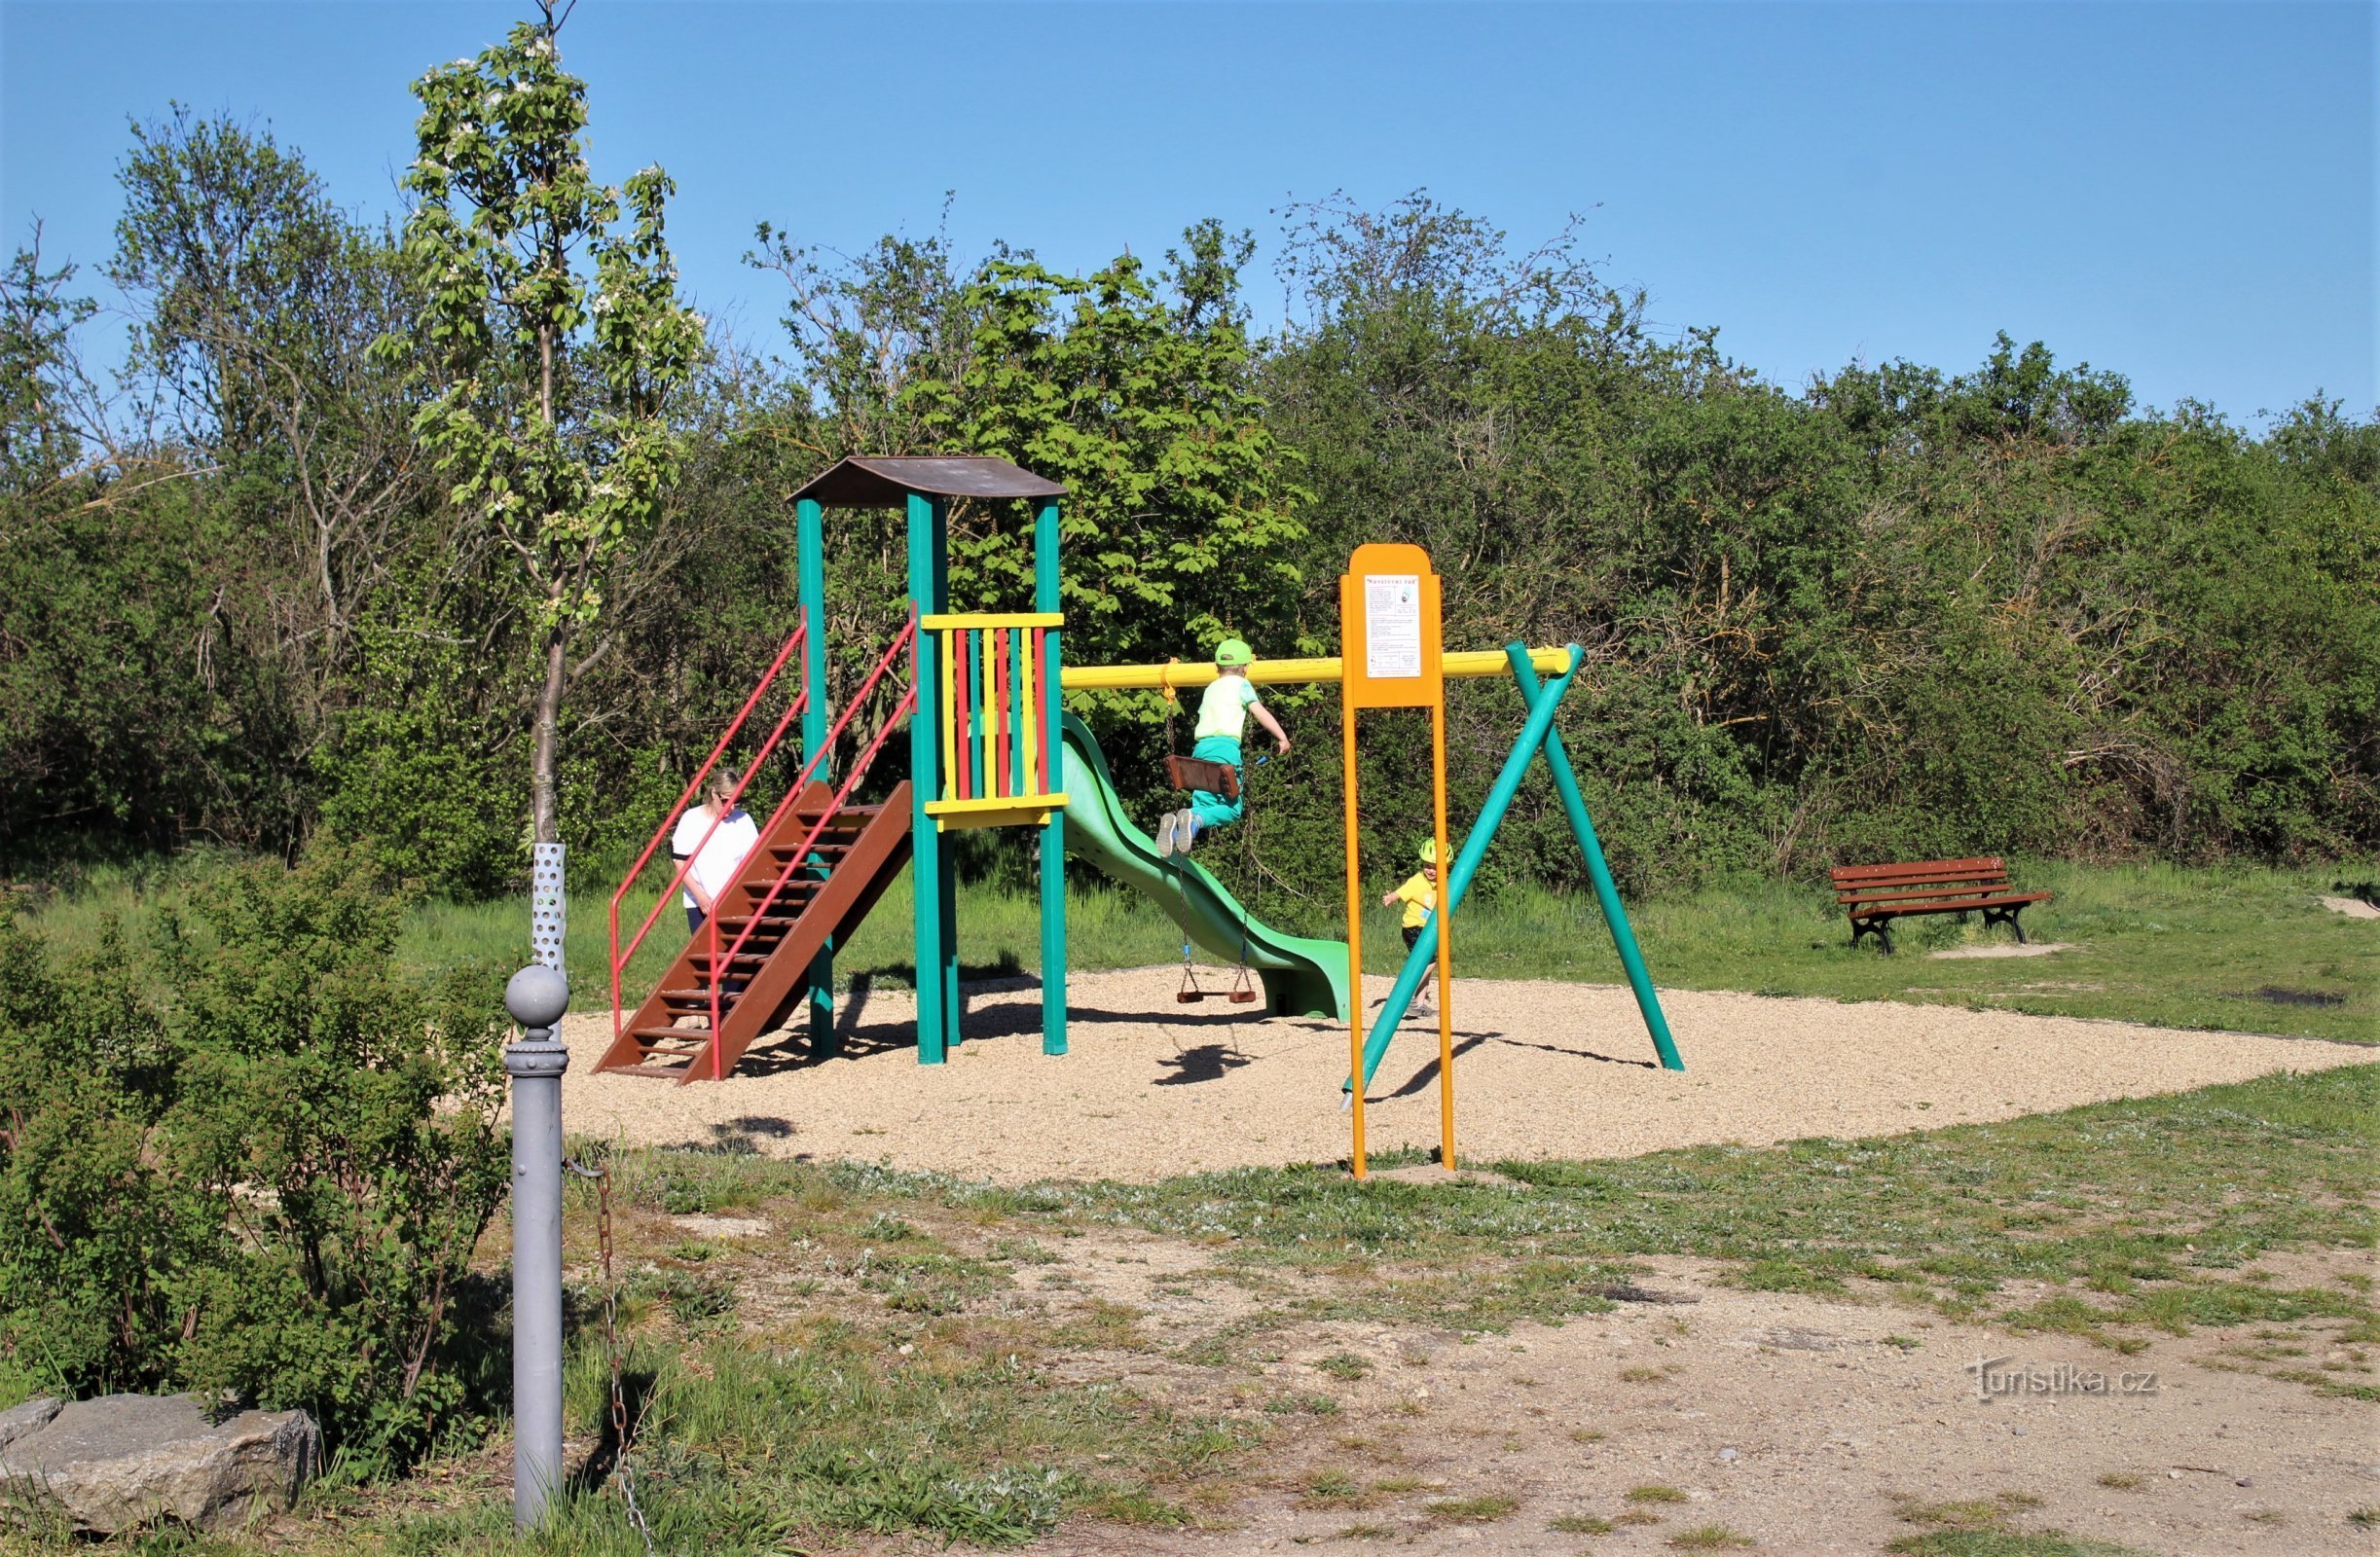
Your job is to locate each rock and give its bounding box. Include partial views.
[0,1393,318,1535]
[1718,1447,1739,1462]
[0,1397,61,1456]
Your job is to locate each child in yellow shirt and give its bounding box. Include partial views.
[1380,838,1442,1012]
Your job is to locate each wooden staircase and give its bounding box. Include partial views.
[598,780,913,1082]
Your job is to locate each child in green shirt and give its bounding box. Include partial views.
[1381,838,1442,1011]
[1155,636,1290,857]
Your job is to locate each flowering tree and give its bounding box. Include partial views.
[385,3,701,951]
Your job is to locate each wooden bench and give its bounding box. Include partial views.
[1829,857,2049,955]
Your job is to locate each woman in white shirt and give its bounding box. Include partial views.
[672,770,760,933]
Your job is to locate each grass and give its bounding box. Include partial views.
[1880,1489,2153,1557]
[996,1066,2378,1352]
[1668,1528,1754,1550]
[20,859,2375,1047]
[1886,1537,2152,1557]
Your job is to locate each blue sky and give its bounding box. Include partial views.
[3,1,2372,421]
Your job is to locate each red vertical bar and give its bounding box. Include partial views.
[1034,628,1051,793]
[953,631,970,801]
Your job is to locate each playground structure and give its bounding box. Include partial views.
[598,454,1683,1100]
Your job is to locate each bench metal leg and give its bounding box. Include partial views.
[1982,905,2028,944]
[1850,917,1893,955]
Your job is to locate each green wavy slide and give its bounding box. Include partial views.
[1058,713,1349,1021]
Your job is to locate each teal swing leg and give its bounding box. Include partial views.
[1351,642,1582,1093]
[1505,643,1682,1072]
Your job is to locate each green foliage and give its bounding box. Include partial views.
[751,215,1310,736]
[0,235,92,493]
[0,847,508,1467]
[312,631,522,898]
[1259,194,2379,898]
[384,7,704,850]
[9,109,2375,905]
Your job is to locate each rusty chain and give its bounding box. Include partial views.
[567,1157,656,1555]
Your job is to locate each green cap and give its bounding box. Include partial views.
[1215,637,1253,668]
[1417,838,1439,864]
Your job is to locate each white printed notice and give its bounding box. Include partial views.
[1364,574,1423,678]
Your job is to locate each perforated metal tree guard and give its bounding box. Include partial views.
[531,842,567,974]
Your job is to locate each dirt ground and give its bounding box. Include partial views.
[970,1227,2380,1557]
[554,968,2371,1181]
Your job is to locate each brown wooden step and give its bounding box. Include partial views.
[634,1025,713,1041]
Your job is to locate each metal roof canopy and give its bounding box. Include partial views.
[791,455,1066,508]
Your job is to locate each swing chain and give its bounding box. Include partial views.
[1229,748,1261,1003]
[565,1156,656,1557]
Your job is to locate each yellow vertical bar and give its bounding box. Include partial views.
[939,629,957,799]
[1431,700,1455,1171]
[1343,686,1367,1180]
[1018,630,1038,792]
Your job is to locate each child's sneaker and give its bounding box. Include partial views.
[1179,814,1200,854]
[1154,811,1180,856]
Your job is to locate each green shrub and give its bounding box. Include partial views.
[0,845,508,1468]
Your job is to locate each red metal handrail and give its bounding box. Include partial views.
[608,623,808,1050]
[705,611,921,1077]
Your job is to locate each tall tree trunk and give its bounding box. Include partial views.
[530,624,567,845]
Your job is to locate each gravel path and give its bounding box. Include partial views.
[553,968,2371,1181]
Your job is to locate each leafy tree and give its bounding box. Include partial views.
[384,2,703,911]
[110,108,427,722]
[755,218,1308,732]
[0,232,95,494]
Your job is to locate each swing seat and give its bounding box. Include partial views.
[1164,754,1239,801]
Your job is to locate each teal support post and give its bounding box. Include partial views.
[1034,497,1067,1056]
[1351,643,1583,1093]
[795,497,836,1057]
[1506,644,1683,1071]
[931,499,961,1048]
[907,491,953,1063]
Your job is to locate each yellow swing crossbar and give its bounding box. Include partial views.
[1059,646,1573,692]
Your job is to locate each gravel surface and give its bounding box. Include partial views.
[553,968,2371,1181]
[1003,1245,2380,1556]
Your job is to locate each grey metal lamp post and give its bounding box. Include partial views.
[502,963,570,1531]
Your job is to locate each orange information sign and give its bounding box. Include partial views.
[1339,544,1444,709]
[1339,544,1456,1178]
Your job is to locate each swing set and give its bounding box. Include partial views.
[599,453,1680,1179]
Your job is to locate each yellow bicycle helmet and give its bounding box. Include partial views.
[1417,838,1440,865]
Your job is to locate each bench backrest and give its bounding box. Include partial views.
[1830,856,2010,905]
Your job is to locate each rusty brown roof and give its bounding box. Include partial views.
[790,455,1066,506]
